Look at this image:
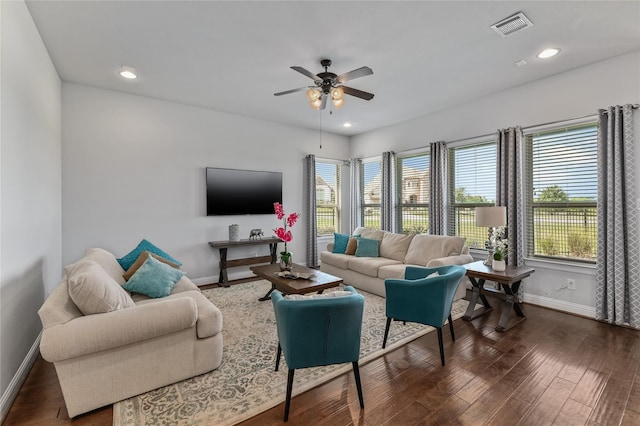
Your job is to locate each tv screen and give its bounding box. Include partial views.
[206,167,282,215]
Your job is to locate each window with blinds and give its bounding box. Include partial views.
[361,159,381,229]
[526,123,598,262]
[315,161,340,236]
[448,142,496,248]
[396,152,429,234]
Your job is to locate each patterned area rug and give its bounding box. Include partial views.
[113,280,473,425]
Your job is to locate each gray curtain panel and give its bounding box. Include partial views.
[429,141,447,235]
[349,158,362,233]
[304,154,318,268]
[595,104,639,328]
[496,126,525,267]
[381,151,396,231]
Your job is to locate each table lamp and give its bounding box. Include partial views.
[476,206,507,265]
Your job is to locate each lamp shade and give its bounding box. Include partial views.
[476,206,507,227]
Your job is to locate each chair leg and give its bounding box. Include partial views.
[382,317,392,348]
[284,368,295,422]
[448,314,455,341]
[275,343,282,372]
[436,327,445,366]
[352,361,365,409]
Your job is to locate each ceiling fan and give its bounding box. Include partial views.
[274,59,374,110]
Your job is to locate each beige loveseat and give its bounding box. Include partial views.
[320,227,473,299]
[38,248,223,417]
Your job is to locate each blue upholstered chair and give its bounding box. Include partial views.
[383,265,466,366]
[271,286,365,421]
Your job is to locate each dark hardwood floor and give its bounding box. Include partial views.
[4,288,640,425]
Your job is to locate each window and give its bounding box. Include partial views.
[315,161,340,236]
[396,153,429,234]
[448,142,496,248]
[361,159,381,229]
[526,124,597,262]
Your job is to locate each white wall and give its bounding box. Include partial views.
[0,0,62,416]
[351,51,640,315]
[62,83,350,282]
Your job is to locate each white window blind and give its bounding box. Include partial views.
[396,152,429,234]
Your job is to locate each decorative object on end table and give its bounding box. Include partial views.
[273,202,299,272]
[229,224,240,241]
[476,206,507,266]
[491,225,509,271]
[249,228,263,240]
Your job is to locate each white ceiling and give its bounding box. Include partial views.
[25,1,640,136]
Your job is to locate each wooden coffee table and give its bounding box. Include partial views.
[250,263,343,301]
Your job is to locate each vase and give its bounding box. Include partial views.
[492,259,506,271]
[279,252,293,272]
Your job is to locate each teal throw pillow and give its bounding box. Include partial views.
[332,233,350,253]
[355,237,379,257]
[117,239,182,270]
[122,253,185,298]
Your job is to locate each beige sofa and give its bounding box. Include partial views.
[320,227,473,299]
[38,248,223,417]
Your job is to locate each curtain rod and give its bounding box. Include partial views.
[445,104,639,146]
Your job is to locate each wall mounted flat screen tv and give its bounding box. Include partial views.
[206,167,282,215]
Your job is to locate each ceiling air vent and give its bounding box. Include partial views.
[491,12,533,37]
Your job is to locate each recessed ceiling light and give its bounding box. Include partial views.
[537,48,560,59]
[343,122,352,128]
[118,66,138,79]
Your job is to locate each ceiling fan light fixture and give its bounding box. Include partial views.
[331,87,344,101]
[306,88,321,102]
[310,97,323,110]
[332,98,344,109]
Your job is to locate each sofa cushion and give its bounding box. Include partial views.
[320,251,351,269]
[345,237,359,255]
[117,239,182,271]
[380,232,415,262]
[348,257,402,278]
[405,234,466,266]
[378,264,409,280]
[123,254,185,298]
[65,248,126,285]
[356,237,379,257]
[332,233,350,253]
[123,250,181,281]
[67,261,135,315]
[38,279,84,328]
[355,227,386,241]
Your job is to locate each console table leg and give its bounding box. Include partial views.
[269,243,278,264]
[219,248,230,287]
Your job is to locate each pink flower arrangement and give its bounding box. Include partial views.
[273,202,299,255]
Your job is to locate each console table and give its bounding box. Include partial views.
[462,260,535,332]
[209,237,282,287]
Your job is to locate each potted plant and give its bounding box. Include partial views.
[273,202,299,271]
[491,226,509,272]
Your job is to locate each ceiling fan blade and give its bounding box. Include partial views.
[291,66,323,83]
[342,86,375,101]
[274,87,308,96]
[336,66,373,84]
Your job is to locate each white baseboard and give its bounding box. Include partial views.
[523,292,596,318]
[0,331,42,423]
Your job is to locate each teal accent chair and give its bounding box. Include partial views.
[271,286,365,421]
[383,265,466,366]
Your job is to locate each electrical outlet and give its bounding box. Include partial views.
[567,278,576,290]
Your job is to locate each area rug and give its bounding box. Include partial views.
[113,280,473,425]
